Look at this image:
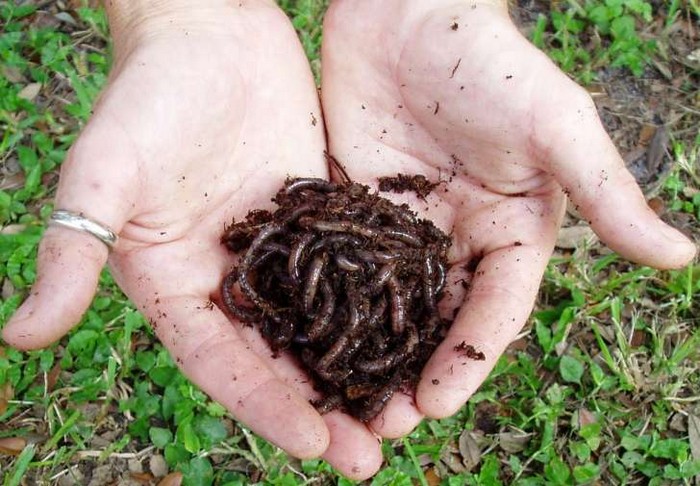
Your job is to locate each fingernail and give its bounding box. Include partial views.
[659,222,693,245]
[9,300,34,323]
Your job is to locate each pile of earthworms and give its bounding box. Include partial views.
[220,178,452,421]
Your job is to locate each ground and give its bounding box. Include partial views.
[0,1,698,485]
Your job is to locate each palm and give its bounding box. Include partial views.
[322,0,694,436]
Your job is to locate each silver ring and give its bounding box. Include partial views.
[49,210,118,249]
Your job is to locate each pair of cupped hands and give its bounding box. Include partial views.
[2,0,695,479]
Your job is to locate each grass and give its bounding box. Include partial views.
[1,0,698,485]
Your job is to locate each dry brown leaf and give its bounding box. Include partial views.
[158,472,183,486]
[439,445,466,474]
[0,437,27,456]
[585,84,607,99]
[425,467,441,486]
[0,172,25,191]
[46,362,62,392]
[556,225,598,250]
[498,431,532,453]
[150,454,169,477]
[17,83,41,101]
[578,408,597,428]
[638,124,657,145]
[0,382,14,415]
[647,197,666,216]
[458,430,482,471]
[669,413,687,433]
[1,65,25,83]
[130,472,155,484]
[688,414,700,461]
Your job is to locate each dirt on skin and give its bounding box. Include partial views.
[377,173,441,200]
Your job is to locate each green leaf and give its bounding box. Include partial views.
[194,415,228,448]
[544,456,571,484]
[559,355,584,384]
[649,439,688,461]
[6,444,36,486]
[182,456,214,486]
[177,417,201,453]
[149,427,173,448]
[164,442,190,467]
[610,15,636,39]
[38,349,54,372]
[67,329,99,354]
[149,365,178,387]
[573,463,600,483]
[535,319,553,354]
[135,351,157,373]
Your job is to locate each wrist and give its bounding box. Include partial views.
[103,0,275,53]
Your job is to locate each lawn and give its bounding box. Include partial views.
[1,0,699,484]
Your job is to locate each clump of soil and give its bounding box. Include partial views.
[377,173,440,200]
[220,178,452,421]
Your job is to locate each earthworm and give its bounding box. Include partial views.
[356,249,402,263]
[309,234,363,255]
[288,232,316,282]
[422,253,437,311]
[383,229,423,247]
[306,280,335,341]
[220,271,261,322]
[303,255,327,315]
[301,218,381,239]
[316,299,364,375]
[355,322,418,374]
[236,223,285,314]
[369,264,395,295]
[335,255,362,272]
[285,177,338,195]
[339,296,388,359]
[387,275,407,335]
[312,393,344,415]
[352,370,403,422]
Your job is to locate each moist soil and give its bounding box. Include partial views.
[220,178,452,421]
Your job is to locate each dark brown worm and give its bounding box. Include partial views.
[221,271,261,322]
[335,255,362,272]
[370,264,395,295]
[302,219,381,239]
[356,249,402,264]
[355,322,419,374]
[316,299,364,376]
[285,177,338,195]
[387,276,407,335]
[288,232,316,282]
[220,177,451,421]
[306,280,335,342]
[303,255,327,316]
[352,370,404,422]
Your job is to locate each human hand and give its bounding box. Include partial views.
[321,0,696,437]
[2,0,382,478]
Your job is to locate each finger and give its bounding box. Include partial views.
[417,243,549,418]
[323,411,384,480]
[1,118,138,349]
[369,391,423,439]
[1,229,108,349]
[534,80,696,269]
[149,295,330,459]
[234,325,383,479]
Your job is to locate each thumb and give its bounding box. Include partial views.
[538,87,696,269]
[2,118,138,350]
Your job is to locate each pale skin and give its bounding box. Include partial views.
[2,0,696,480]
